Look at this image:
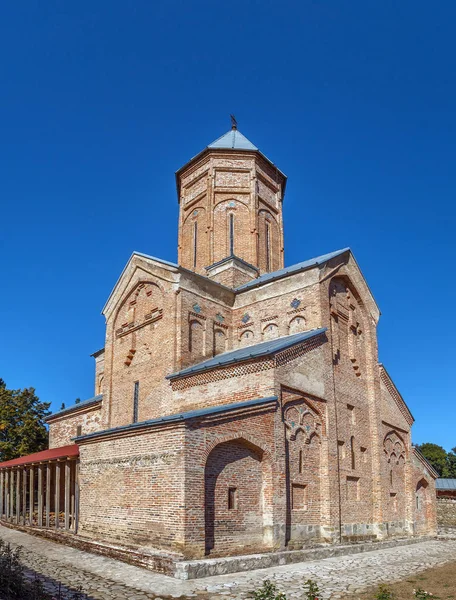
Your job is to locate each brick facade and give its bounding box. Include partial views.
[45,126,437,561]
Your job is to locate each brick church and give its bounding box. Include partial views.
[0,123,437,567]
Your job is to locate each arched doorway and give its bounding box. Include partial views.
[204,438,271,555]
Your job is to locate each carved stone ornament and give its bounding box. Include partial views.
[284,405,321,442]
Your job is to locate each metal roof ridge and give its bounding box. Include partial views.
[75,396,278,443]
[234,248,351,292]
[167,327,327,380]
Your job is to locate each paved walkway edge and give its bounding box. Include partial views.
[175,536,435,579]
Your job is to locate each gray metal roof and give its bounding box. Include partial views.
[235,248,350,292]
[46,394,103,421]
[75,396,277,442]
[167,328,327,380]
[208,129,258,151]
[436,478,456,490]
[133,251,178,268]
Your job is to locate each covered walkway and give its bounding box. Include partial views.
[0,444,79,531]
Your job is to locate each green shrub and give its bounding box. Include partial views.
[251,579,287,600]
[304,579,321,600]
[374,584,395,600]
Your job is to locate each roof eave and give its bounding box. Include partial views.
[45,396,103,422]
[167,327,327,381]
[101,252,178,315]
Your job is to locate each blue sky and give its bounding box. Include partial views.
[0,1,454,450]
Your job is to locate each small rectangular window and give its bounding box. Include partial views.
[76,425,82,437]
[292,483,307,510]
[228,487,237,510]
[338,440,346,460]
[347,476,360,501]
[391,492,398,512]
[133,381,139,423]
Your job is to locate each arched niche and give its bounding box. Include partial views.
[204,438,272,555]
[288,315,306,335]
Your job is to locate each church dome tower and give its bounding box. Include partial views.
[176,121,287,288]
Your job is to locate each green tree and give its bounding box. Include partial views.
[0,379,50,462]
[417,442,450,477]
[447,447,456,478]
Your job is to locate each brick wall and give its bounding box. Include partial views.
[177,151,285,279]
[78,425,187,553]
[48,404,102,448]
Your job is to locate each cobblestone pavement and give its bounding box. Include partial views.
[1,525,456,600]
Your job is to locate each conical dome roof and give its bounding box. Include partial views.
[208,128,258,151]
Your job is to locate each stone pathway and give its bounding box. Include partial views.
[1,525,456,600]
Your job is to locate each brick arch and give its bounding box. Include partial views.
[213,328,227,356]
[262,322,279,340]
[383,430,408,458]
[182,205,207,225]
[282,393,327,437]
[202,433,272,464]
[189,319,204,358]
[214,197,249,210]
[288,314,307,334]
[213,200,251,263]
[114,279,164,322]
[258,209,281,272]
[239,329,254,346]
[328,274,367,311]
[181,207,208,271]
[204,436,273,555]
[415,477,432,534]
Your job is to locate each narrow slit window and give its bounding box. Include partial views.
[350,436,356,470]
[133,381,139,423]
[299,449,303,474]
[76,425,82,437]
[265,222,271,271]
[193,222,198,269]
[228,487,237,510]
[229,213,235,255]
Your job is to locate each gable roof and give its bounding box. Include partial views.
[234,248,350,292]
[45,394,103,422]
[413,446,439,479]
[102,251,178,315]
[167,327,327,380]
[436,478,456,491]
[208,128,258,150]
